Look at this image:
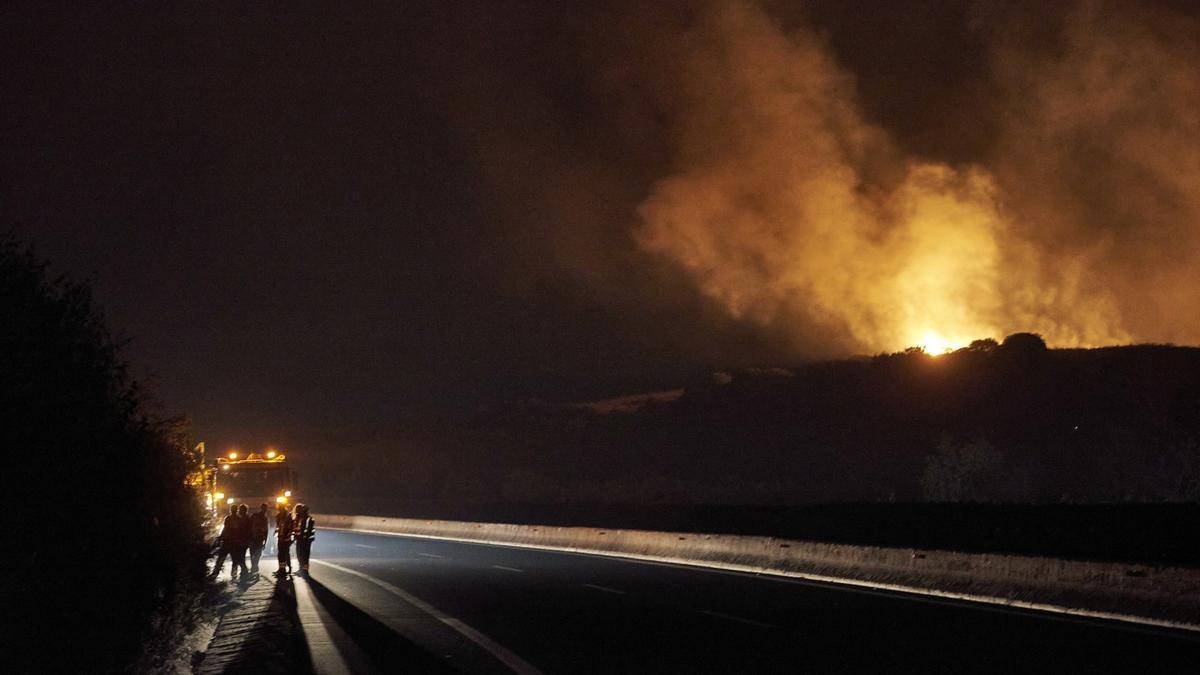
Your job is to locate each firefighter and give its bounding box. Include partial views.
[248,503,269,575]
[229,504,251,581]
[293,503,316,576]
[207,504,236,579]
[274,502,294,578]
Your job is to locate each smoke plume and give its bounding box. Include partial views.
[438,0,1198,357]
[986,0,1200,348]
[632,0,1197,353]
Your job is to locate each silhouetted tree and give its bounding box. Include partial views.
[1000,332,1048,352]
[1,234,205,671]
[964,338,999,352]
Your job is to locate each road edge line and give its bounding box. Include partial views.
[321,526,1200,635]
[310,559,545,675]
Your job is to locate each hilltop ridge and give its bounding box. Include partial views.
[312,337,1200,507]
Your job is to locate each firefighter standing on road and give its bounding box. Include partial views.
[249,503,269,575]
[210,504,250,580]
[229,504,251,581]
[293,504,316,576]
[208,504,236,579]
[274,502,294,578]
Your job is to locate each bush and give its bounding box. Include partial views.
[921,437,1005,502]
[1000,332,1048,352]
[1,235,206,671]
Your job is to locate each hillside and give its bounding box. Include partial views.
[310,336,1200,508]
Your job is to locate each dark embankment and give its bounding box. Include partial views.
[310,335,1200,509]
[1,236,206,671]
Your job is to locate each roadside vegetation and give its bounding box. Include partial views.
[1,234,207,672]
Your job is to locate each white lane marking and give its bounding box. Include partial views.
[293,574,354,675]
[699,609,775,629]
[582,583,626,595]
[312,559,543,675]
[491,565,524,573]
[418,552,444,558]
[354,544,376,549]
[322,527,1200,635]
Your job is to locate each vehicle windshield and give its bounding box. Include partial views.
[219,466,290,497]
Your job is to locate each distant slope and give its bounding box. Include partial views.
[312,338,1200,507]
[473,338,1200,504]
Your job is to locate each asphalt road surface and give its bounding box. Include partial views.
[291,528,1200,674]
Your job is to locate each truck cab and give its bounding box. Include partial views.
[206,450,298,518]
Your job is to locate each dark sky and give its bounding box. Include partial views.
[4,1,1197,460]
[2,2,754,454]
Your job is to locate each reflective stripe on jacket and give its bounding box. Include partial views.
[295,516,316,542]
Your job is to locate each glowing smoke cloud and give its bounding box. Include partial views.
[633,1,1145,353]
[438,0,1198,358]
[988,0,1200,348]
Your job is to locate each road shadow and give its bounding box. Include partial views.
[261,578,317,675]
[199,576,315,675]
[303,575,456,673]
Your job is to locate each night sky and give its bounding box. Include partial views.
[5,1,1197,463]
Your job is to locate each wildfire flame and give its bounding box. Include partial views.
[459,1,1198,353]
[628,1,1195,353]
[915,331,960,356]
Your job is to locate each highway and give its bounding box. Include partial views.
[290,528,1200,673]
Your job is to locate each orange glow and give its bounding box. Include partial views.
[228,451,238,459]
[629,2,1148,353]
[916,331,959,356]
[266,450,277,459]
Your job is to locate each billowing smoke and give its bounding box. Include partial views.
[633,0,1194,353]
[986,0,1200,348]
[430,0,1198,357]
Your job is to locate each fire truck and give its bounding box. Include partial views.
[202,448,299,518]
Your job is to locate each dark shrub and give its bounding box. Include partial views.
[1,235,206,671]
[1000,332,1048,352]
